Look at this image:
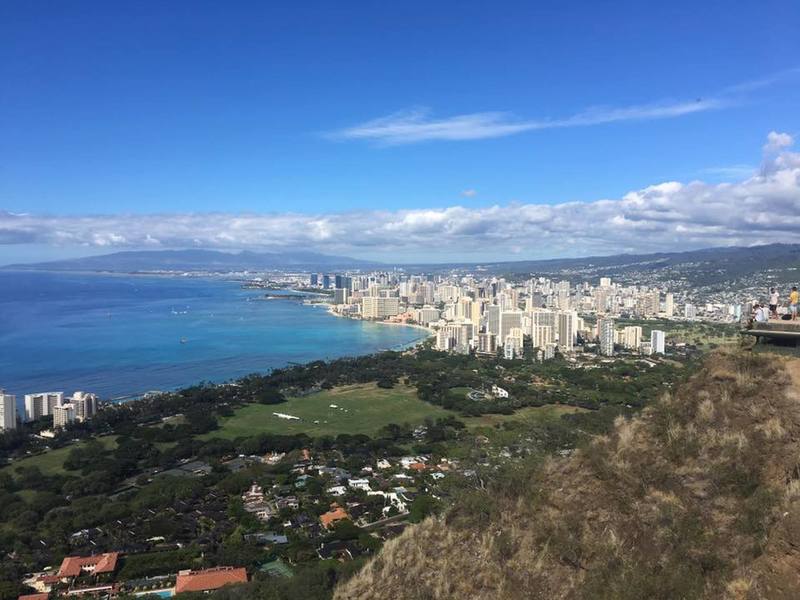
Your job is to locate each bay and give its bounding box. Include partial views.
[0,271,428,405]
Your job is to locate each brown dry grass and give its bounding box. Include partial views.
[335,350,800,600]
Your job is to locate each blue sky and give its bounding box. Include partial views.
[1,1,800,263]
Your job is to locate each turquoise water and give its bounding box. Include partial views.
[0,271,427,404]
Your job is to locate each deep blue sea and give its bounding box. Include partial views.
[0,271,427,406]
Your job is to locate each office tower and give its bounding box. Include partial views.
[598,318,615,356]
[53,403,76,428]
[557,311,577,352]
[72,392,98,422]
[310,273,318,286]
[0,391,17,431]
[322,274,331,289]
[622,326,643,351]
[664,293,674,317]
[361,297,400,319]
[650,330,666,355]
[333,288,348,304]
[24,391,63,421]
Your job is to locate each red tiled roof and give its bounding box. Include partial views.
[175,567,248,594]
[57,552,119,578]
[320,506,350,529]
[19,594,49,600]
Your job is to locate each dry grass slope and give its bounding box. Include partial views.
[335,350,800,600]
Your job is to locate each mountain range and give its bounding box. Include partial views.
[1,249,382,272]
[4,244,800,283]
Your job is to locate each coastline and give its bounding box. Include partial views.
[323,303,435,343]
[1,273,434,404]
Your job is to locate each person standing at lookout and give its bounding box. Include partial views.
[790,287,799,321]
[769,288,779,319]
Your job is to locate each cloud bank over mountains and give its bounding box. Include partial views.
[2,133,799,261]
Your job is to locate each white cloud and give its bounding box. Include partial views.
[700,165,756,179]
[330,68,798,145]
[330,100,722,145]
[764,131,794,153]
[461,189,478,198]
[2,132,800,262]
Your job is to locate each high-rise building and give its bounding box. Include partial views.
[504,327,524,359]
[557,311,577,352]
[622,326,642,351]
[486,305,501,336]
[598,318,615,356]
[664,293,674,317]
[53,403,76,428]
[415,307,441,326]
[0,391,17,431]
[470,300,483,328]
[600,277,612,288]
[72,392,98,422]
[647,291,661,316]
[530,325,554,349]
[322,274,331,289]
[594,288,610,314]
[361,297,400,319]
[650,330,666,355]
[684,303,697,319]
[476,332,497,355]
[310,273,318,286]
[24,391,63,421]
[333,288,349,304]
[499,310,523,344]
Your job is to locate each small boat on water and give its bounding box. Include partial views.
[180,337,188,344]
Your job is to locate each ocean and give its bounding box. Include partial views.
[0,271,428,406]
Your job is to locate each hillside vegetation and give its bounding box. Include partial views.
[336,350,800,600]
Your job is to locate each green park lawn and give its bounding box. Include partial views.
[203,383,456,439]
[463,404,587,432]
[5,435,118,477]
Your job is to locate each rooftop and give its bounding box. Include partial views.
[320,505,350,529]
[174,567,247,594]
[56,552,119,578]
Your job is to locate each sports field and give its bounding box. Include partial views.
[203,383,456,439]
